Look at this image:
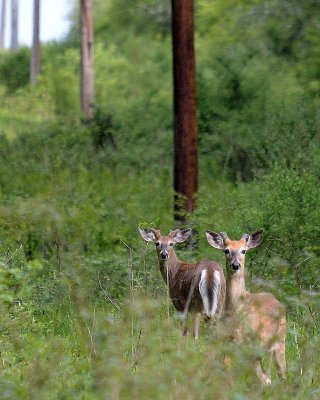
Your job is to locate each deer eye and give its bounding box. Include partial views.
[241,249,246,254]
[155,241,160,247]
[224,249,230,255]
[169,242,174,247]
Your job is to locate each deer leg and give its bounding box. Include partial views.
[254,360,271,386]
[274,344,286,380]
[192,313,201,339]
[180,315,189,337]
[182,324,189,336]
[274,316,287,380]
[224,354,232,369]
[182,279,196,338]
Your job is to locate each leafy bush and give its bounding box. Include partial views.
[0,245,26,306]
[39,46,80,115]
[93,39,173,169]
[0,0,319,397]
[197,42,320,181]
[236,167,320,295]
[0,47,30,93]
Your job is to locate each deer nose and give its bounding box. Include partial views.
[160,251,168,260]
[231,262,240,271]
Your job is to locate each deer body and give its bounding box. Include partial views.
[139,228,225,339]
[206,230,286,385]
[159,255,223,316]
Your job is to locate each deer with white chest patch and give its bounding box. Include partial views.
[139,228,225,339]
[206,230,286,385]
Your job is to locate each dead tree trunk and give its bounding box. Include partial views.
[0,0,7,49]
[171,0,198,224]
[30,0,40,85]
[10,0,18,51]
[80,0,94,119]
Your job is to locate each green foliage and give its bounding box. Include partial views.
[0,0,319,397]
[93,39,172,168]
[39,46,80,115]
[0,245,25,306]
[197,34,320,181]
[0,47,30,93]
[237,168,320,296]
[195,0,320,180]
[94,0,171,38]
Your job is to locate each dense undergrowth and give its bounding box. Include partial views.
[0,0,320,398]
[0,122,319,398]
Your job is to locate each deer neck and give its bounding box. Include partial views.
[159,252,180,285]
[225,269,248,314]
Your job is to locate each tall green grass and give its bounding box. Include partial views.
[0,123,319,398]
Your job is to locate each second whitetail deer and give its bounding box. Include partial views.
[139,228,225,339]
[206,230,286,385]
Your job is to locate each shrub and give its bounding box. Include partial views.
[236,167,320,296]
[0,47,30,94]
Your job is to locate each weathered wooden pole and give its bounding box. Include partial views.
[10,0,18,51]
[30,0,40,85]
[171,0,198,224]
[0,0,7,49]
[80,0,94,119]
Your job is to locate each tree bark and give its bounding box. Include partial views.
[0,0,6,49]
[171,0,198,224]
[80,0,94,119]
[10,0,18,51]
[30,0,40,85]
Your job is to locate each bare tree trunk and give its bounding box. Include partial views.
[171,0,198,224]
[30,0,40,85]
[80,0,94,119]
[10,0,18,51]
[0,0,7,49]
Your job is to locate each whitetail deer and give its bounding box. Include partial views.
[205,230,286,385]
[139,228,225,339]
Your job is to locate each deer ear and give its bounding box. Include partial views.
[138,228,159,242]
[205,231,226,250]
[170,228,191,243]
[245,230,264,249]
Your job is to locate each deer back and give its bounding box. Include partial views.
[232,292,286,349]
[168,259,225,315]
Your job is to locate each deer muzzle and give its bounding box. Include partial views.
[160,251,168,260]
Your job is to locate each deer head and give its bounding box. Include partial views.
[205,230,263,276]
[139,228,191,260]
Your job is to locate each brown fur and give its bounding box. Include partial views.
[159,255,225,316]
[139,228,226,338]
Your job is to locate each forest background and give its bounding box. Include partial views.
[0,0,320,398]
